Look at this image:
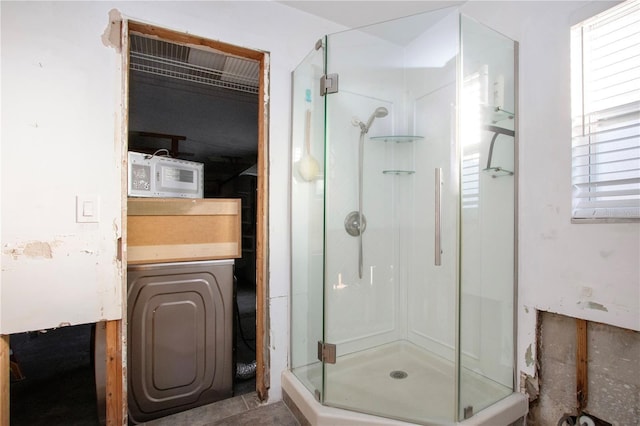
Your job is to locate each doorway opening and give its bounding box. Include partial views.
[118,21,269,422]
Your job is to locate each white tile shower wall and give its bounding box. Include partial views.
[324,94,399,353]
[403,9,460,362]
[409,83,458,362]
[322,10,463,357]
[322,27,405,355]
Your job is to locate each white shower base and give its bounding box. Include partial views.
[283,342,528,425]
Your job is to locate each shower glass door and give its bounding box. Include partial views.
[290,45,326,397]
[458,15,517,418]
[322,8,461,424]
[290,7,518,425]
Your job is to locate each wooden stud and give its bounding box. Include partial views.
[576,318,588,412]
[255,51,269,401]
[105,320,123,426]
[1,335,9,426]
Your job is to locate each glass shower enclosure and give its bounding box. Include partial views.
[291,7,517,424]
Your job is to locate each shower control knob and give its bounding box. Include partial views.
[344,211,366,237]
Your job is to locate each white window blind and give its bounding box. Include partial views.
[571,0,640,221]
[461,67,485,211]
[462,152,480,209]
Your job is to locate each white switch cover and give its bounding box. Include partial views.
[76,195,100,223]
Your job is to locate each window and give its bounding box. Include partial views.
[571,0,640,221]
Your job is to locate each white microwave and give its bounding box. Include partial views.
[128,151,204,198]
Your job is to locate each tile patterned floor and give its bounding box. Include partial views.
[142,392,299,426]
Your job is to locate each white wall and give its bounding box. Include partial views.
[459,0,639,384]
[1,0,343,402]
[1,1,123,333]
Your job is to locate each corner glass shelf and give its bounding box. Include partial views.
[383,170,415,175]
[483,166,514,178]
[370,135,424,143]
[486,106,515,124]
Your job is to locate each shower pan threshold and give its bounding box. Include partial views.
[282,370,528,426]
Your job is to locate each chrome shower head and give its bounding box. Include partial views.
[352,106,389,133]
[374,106,389,118]
[364,107,389,132]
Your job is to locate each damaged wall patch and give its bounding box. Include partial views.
[587,301,608,312]
[23,241,53,258]
[102,9,122,51]
[578,301,609,312]
[525,343,534,367]
[3,240,62,260]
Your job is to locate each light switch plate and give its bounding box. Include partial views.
[76,195,100,223]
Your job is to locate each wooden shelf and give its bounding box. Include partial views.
[127,198,241,264]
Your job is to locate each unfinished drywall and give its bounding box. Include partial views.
[529,311,639,425]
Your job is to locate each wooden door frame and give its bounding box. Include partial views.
[1,336,8,426]
[105,20,270,425]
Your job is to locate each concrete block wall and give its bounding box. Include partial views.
[529,312,640,425]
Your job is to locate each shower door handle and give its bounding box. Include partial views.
[435,168,442,266]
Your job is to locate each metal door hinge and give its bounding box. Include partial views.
[116,237,122,262]
[320,74,339,96]
[317,341,336,364]
[463,405,474,419]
